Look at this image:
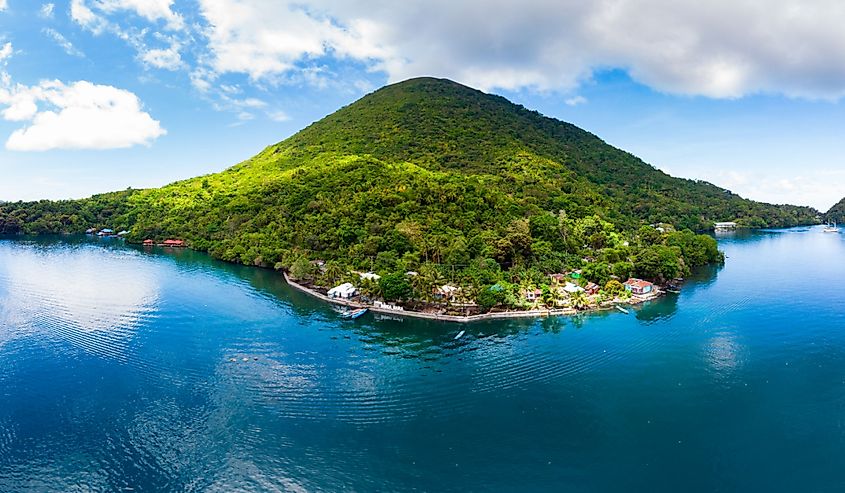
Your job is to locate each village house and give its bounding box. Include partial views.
[561,282,584,294]
[328,283,357,299]
[434,284,460,301]
[143,239,154,246]
[585,282,600,295]
[162,239,185,247]
[521,287,543,302]
[624,278,654,295]
[359,272,381,281]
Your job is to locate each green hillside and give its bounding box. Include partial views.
[0,78,818,287]
[825,197,845,224]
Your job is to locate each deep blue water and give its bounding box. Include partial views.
[1,227,844,492]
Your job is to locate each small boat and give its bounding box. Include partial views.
[454,330,465,340]
[667,289,681,294]
[615,305,629,314]
[342,308,368,319]
[823,222,839,233]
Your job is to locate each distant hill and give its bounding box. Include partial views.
[826,197,845,224]
[0,78,819,277]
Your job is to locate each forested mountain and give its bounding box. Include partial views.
[825,197,845,224]
[0,78,818,283]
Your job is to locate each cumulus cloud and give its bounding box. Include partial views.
[87,0,183,30]
[0,0,6,12]
[188,0,845,100]
[196,0,387,81]
[140,43,181,70]
[0,79,166,151]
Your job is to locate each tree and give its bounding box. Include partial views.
[322,261,344,285]
[604,279,625,296]
[379,272,413,301]
[477,285,506,312]
[569,290,589,310]
[289,257,315,281]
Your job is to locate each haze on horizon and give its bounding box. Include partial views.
[0,0,844,211]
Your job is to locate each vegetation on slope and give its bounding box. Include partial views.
[825,197,845,224]
[0,78,818,304]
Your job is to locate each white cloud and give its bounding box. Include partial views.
[0,42,11,62]
[91,0,183,30]
[268,110,290,122]
[0,80,166,151]
[0,0,6,12]
[43,28,85,58]
[565,96,588,106]
[190,0,845,100]
[196,0,386,81]
[70,0,108,34]
[140,43,181,70]
[39,3,54,18]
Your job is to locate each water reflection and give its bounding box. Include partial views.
[0,240,159,357]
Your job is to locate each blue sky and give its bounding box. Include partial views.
[0,1,844,211]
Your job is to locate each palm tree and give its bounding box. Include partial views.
[322,261,344,286]
[569,291,589,310]
[418,262,444,303]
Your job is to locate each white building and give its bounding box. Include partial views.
[359,272,381,281]
[328,283,357,299]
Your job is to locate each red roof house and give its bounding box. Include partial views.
[143,239,154,246]
[624,278,654,295]
[162,239,185,247]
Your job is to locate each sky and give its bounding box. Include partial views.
[0,1,844,211]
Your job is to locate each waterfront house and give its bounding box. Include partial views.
[143,239,154,246]
[521,287,543,302]
[162,239,185,247]
[562,282,584,294]
[328,283,357,299]
[435,284,460,301]
[624,278,654,295]
[714,221,737,231]
[98,229,114,236]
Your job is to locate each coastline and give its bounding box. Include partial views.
[283,272,661,323]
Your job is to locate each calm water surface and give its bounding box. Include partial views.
[1,227,844,492]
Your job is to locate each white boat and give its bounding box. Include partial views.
[823,222,839,233]
[454,330,465,340]
[615,305,629,314]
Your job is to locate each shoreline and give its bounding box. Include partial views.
[283,272,661,324]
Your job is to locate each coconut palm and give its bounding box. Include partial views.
[569,291,589,310]
[322,261,344,286]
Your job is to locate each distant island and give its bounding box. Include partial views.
[0,77,820,316]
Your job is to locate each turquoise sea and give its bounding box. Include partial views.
[1,227,844,492]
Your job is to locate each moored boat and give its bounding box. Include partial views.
[342,308,368,319]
